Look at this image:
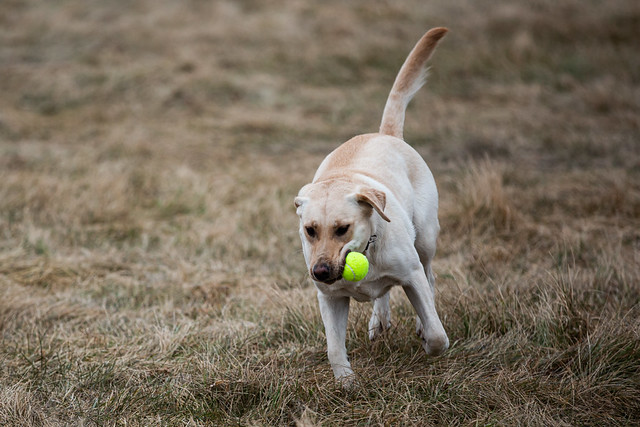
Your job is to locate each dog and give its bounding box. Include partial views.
[294,28,450,384]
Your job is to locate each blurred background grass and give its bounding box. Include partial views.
[1,0,639,425]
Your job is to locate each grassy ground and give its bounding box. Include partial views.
[1,0,639,425]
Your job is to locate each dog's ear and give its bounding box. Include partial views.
[355,188,391,222]
[294,184,312,216]
[294,196,309,217]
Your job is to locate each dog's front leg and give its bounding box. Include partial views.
[317,292,354,383]
[402,269,449,356]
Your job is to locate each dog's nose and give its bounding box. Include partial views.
[312,263,331,282]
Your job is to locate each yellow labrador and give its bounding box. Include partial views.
[295,28,449,384]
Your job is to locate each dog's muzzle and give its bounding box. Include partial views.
[311,256,347,285]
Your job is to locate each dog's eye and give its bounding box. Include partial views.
[335,225,350,237]
[305,226,317,238]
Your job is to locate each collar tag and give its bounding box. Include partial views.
[364,234,378,253]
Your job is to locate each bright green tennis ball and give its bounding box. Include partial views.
[342,252,369,282]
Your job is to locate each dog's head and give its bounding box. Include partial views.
[294,181,390,284]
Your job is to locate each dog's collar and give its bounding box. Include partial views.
[364,234,378,254]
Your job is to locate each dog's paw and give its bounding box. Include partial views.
[336,372,357,390]
[420,332,449,356]
[368,320,391,342]
[368,310,391,341]
[332,363,354,379]
[416,317,449,356]
[332,366,357,390]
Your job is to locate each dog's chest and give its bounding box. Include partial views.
[316,276,398,302]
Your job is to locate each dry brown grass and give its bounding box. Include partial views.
[1,0,639,425]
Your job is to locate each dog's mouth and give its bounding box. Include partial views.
[310,267,342,285]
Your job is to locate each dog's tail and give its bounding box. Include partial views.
[379,27,448,139]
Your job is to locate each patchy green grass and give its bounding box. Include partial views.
[1,0,639,425]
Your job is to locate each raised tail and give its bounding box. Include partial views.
[379,27,448,139]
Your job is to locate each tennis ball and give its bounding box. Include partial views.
[342,252,369,282]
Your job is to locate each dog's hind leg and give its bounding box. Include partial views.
[368,291,391,341]
[414,229,438,291]
[402,247,449,356]
[413,223,446,351]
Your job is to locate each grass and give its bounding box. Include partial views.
[1,0,639,425]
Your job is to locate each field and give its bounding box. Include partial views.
[1,0,639,425]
